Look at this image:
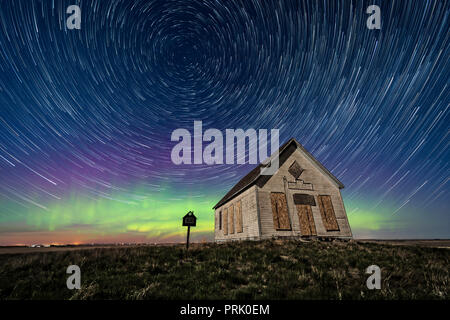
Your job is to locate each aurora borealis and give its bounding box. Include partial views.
[0,0,448,245]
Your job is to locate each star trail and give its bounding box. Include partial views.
[0,0,448,245]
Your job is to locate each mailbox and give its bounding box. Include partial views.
[182,211,197,227]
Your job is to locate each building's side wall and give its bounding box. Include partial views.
[257,149,352,239]
[214,185,260,242]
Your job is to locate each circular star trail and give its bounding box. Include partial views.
[0,0,448,243]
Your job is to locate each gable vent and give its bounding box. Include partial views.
[288,160,304,179]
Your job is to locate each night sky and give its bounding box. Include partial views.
[0,0,448,245]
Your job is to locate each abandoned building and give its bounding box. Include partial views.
[213,138,352,241]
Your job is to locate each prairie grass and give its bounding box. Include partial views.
[0,240,448,300]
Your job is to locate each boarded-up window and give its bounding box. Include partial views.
[318,195,340,231]
[270,192,291,230]
[223,208,228,235]
[218,211,222,230]
[235,201,243,233]
[228,205,235,234]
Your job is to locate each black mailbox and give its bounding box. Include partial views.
[182,211,197,227]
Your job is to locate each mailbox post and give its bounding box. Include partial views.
[182,211,197,250]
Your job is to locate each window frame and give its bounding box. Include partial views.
[270,192,292,231]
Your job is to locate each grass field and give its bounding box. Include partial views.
[0,239,448,300]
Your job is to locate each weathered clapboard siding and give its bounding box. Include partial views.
[214,185,260,241]
[214,138,352,242]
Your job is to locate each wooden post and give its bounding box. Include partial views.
[186,225,191,250]
[182,211,196,250]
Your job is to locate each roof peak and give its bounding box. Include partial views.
[213,137,344,209]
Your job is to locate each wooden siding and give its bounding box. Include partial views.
[214,186,260,241]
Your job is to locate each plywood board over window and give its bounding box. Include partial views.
[223,208,228,235]
[318,195,340,231]
[235,201,243,233]
[270,192,291,230]
[228,205,235,234]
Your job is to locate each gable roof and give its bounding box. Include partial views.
[213,138,344,209]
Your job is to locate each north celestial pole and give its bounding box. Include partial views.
[0,0,448,245]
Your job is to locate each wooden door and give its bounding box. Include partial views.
[296,204,317,236]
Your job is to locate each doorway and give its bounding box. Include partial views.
[296,204,317,236]
[293,194,317,236]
